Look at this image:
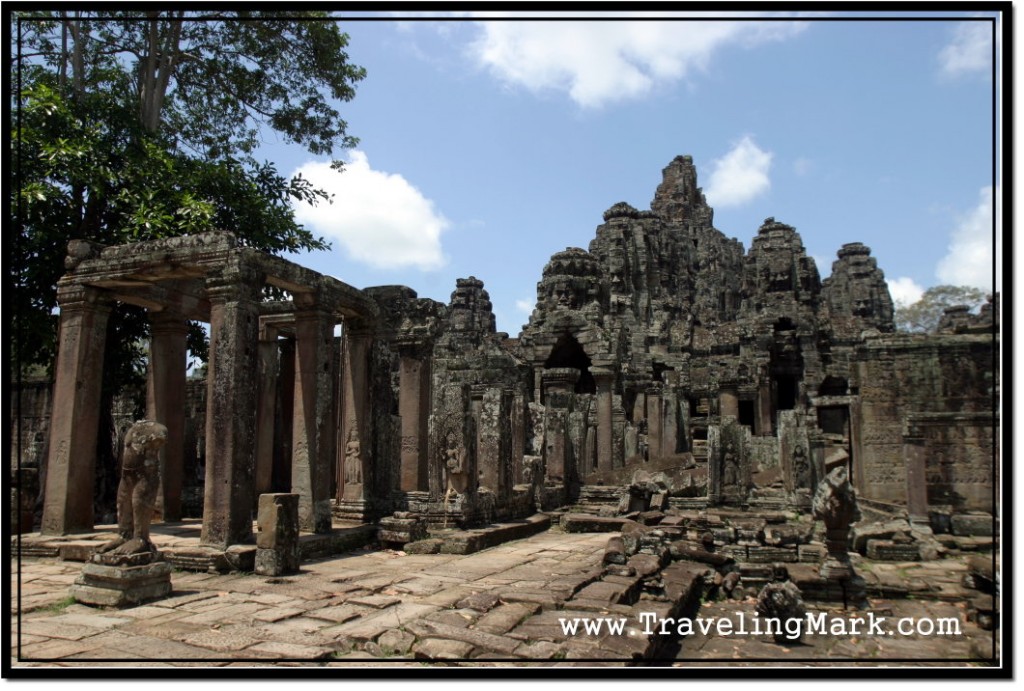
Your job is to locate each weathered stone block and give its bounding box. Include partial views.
[404,538,443,554]
[745,546,798,563]
[255,493,299,576]
[865,540,920,561]
[797,544,826,563]
[951,514,995,537]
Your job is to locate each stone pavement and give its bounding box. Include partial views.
[9,527,998,670]
[12,530,616,667]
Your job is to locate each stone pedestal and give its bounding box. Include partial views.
[71,555,172,607]
[255,493,300,576]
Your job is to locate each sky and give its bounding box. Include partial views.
[264,10,1001,336]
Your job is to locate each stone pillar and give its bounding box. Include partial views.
[510,390,527,485]
[612,404,626,469]
[661,383,679,457]
[41,286,111,535]
[291,307,334,534]
[593,368,614,473]
[848,399,866,496]
[719,388,739,420]
[541,368,579,485]
[903,431,929,526]
[255,493,300,576]
[757,383,773,436]
[707,425,721,505]
[339,323,373,505]
[478,387,511,500]
[398,352,430,492]
[254,323,280,500]
[646,384,663,460]
[200,279,260,549]
[147,311,188,522]
[276,339,296,493]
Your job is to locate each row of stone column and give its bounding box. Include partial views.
[40,280,385,550]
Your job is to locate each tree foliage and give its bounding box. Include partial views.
[12,11,366,374]
[893,285,990,333]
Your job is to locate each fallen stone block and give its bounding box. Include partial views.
[561,514,639,533]
[951,513,996,537]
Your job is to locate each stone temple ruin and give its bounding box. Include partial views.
[14,156,998,644]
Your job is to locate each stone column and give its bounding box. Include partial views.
[478,387,511,499]
[757,383,773,436]
[593,368,614,473]
[291,306,334,534]
[254,323,280,500]
[41,286,112,535]
[541,368,579,485]
[276,339,296,493]
[147,311,189,522]
[339,323,373,505]
[661,379,679,457]
[646,384,663,460]
[903,429,929,527]
[200,279,260,549]
[398,351,430,492]
[510,390,527,485]
[469,384,486,484]
[612,404,626,469]
[719,388,739,420]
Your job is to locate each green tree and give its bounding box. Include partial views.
[13,11,365,373]
[894,285,990,333]
[12,12,365,513]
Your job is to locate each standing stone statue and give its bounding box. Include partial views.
[812,465,861,581]
[72,420,173,607]
[98,420,169,557]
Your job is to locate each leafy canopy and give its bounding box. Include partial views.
[13,11,366,373]
[893,285,990,333]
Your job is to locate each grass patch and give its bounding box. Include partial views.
[42,595,76,614]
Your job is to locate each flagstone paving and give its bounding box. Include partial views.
[9,528,998,670]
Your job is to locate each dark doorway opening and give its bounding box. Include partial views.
[776,375,799,411]
[544,333,595,394]
[738,399,756,428]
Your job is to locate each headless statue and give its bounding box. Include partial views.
[98,420,168,557]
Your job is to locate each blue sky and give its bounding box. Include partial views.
[268,11,1001,335]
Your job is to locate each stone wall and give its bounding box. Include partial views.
[853,333,996,507]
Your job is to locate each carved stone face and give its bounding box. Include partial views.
[552,281,576,308]
[768,266,793,292]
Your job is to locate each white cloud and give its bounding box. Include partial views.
[793,157,813,176]
[704,136,773,208]
[936,186,998,291]
[887,277,926,307]
[468,16,807,108]
[291,152,448,271]
[938,21,992,78]
[515,299,534,314]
